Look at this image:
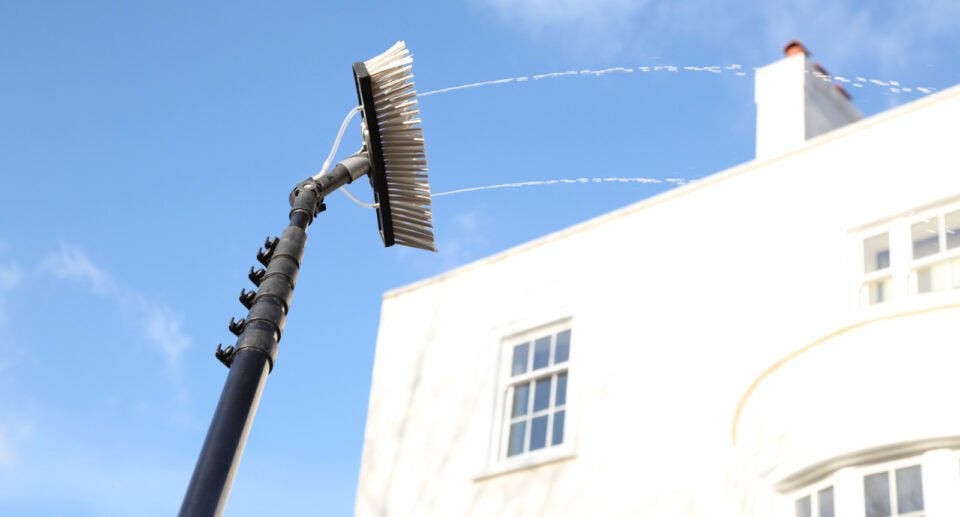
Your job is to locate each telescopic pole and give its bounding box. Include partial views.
[180,164,361,517]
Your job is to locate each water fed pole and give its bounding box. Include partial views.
[180,41,435,516]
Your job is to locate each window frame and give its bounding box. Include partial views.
[854,199,960,308]
[501,324,570,459]
[783,449,960,517]
[477,318,576,480]
[907,208,960,295]
[503,360,568,458]
[792,480,835,517]
[860,230,894,306]
[862,458,926,517]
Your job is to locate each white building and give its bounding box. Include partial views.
[355,43,960,517]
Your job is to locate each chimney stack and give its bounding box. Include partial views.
[754,40,863,160]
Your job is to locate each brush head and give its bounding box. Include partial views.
[353,41,436,252]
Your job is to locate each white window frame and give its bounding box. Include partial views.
[907,208,960,295]
[781,449,960,517]
[792,480,835,517]
[475,318,575,480]
[505,369,566,453]
[861,457,926,517]
[859,231,895,306]
[853,198,960,309]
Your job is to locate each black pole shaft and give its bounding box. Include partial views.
[179,352,270,516]
[180,181,327,517]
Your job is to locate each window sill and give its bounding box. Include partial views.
[861,288,960,314]
[473,446,576,482]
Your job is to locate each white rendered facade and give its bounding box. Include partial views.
[355,53,960,516]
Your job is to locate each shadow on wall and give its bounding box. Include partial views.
[355,277,572,517]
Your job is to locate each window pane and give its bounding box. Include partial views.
[511,343,529,376]
[555,372,567,406]
[507,421,526,457]
[864,472,891,517]
[953,258,960,290]
[533,377,552,412]
[917,267,932,293]
[529,415,548,451]
[794,495,811,517]
[947,210,960,249]
[917,262,949,293]
[552,410,565,446]
[533,337,551,370]
[896,465,924,513]
[511,383,530,418]
[912,219,941,259]
[864,233,891,273]
[555,330,571,363]
[818,486,834,517]
[868,277,891,304]
[932,262,950,291]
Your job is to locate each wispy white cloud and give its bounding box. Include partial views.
[476,0,649,54]
[439,208,491,271]
[143,305,190,367]
[40,244,117,295]
[0,431,13,471]
[40,243,191,368]
[390,208,492,275]
[481,0,647,30]
[0,438,187,515]
[0,265,21,292]
[453,210,482,233]
[0,415,35,473]
[0,262,23,325]
[755,0,960,72]
[475,0,959,75]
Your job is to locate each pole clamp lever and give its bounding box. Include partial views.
[215,344,235,368]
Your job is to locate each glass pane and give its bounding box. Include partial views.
[552,410,565,446]
[511,383,530,418]
[896,465,924,513]
[912,219,941,259]
[529,415,548,451]
[933,262,950,291]
[794,495,811,517]
[917,263,948,293]
[947,209,960,249]
[953,258,960,290]
[511,343,529,376]
[868,277,891,304]
[818,486,834,517]
[533,337,551,370]
[507,421,526,457]
[555,330,571,363]
[555,372,568,406]
[864,233,891,273]
[864,472,891,517]
[533,377,552,412]
[917,267,932,293]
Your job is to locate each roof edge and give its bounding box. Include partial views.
[384,82,960,299]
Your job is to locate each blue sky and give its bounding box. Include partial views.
[1,1,958,515]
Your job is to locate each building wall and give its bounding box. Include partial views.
[755,53,861,160]
[355,81,960,517]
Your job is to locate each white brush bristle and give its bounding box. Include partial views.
[364,41,435,252]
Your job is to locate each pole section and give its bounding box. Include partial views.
[179,179,325,517]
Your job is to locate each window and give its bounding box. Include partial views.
[910,209,960,294]
[862,232,892,305]
[864,464,924,517]
[857,201,960,307]
[787,449,960,517]
[503,327,570,459]
[795,486,834,517]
